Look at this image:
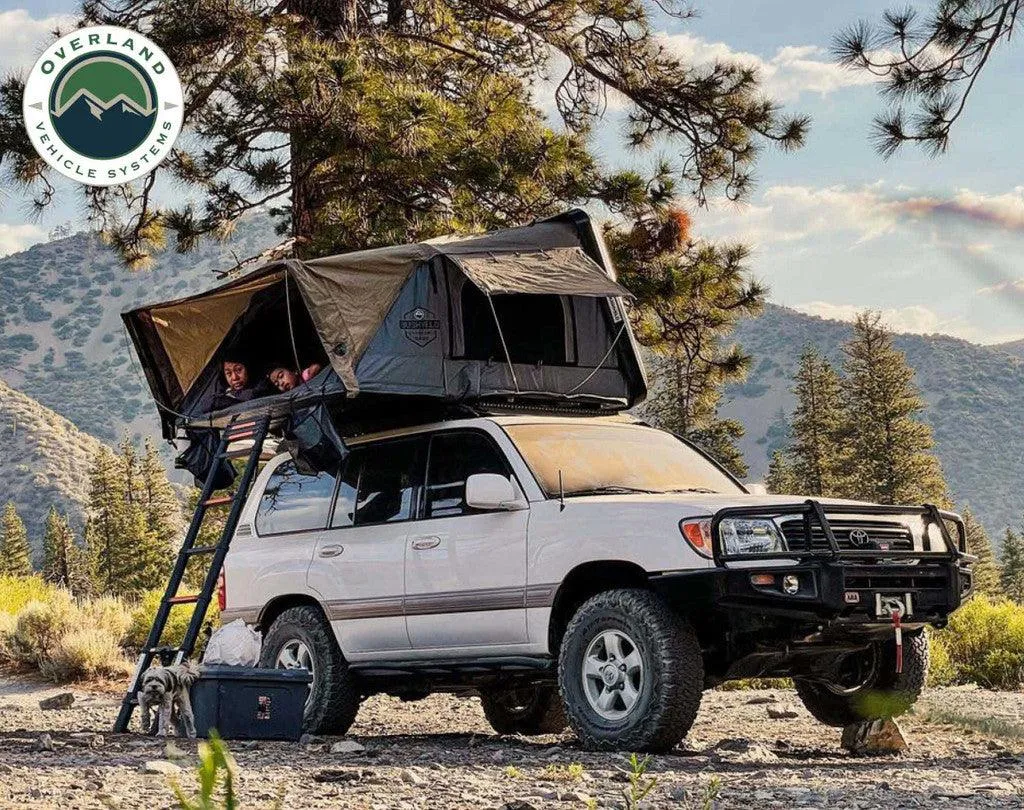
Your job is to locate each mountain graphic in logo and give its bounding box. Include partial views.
[49,52,158,160]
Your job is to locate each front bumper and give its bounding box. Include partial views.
[658,500,974,627]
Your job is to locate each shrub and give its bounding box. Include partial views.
[11,592,79,666]
[928,596,1024,690]
[126,589,221,651]
[41,628,132,682]
[0,575,58,615]
[0,611,16,660]
[81,595,133,644]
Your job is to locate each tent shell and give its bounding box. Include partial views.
[124,210,648,438]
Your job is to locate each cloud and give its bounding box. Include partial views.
[657,34,881,103]
[0,223,45,257]
[0,9,76,76]
[978,278,1024,301]
[789,301,1024,345]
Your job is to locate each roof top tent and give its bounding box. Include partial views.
[123,209,649,440]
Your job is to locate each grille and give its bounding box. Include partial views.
[779,519,915,553]
[842,566,949,592]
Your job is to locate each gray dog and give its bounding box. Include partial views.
[137,661,202,737]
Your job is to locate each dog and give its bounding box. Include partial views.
[137,661,202,738]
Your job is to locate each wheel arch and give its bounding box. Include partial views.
[258,593,329,633]
[547,560,649,655]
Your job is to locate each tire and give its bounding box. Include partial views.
[479,685,567,736]
[558,588,703,753]
[795,631,929,727]
[259,605,360,735]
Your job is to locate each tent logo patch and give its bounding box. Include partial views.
[22,26,183,186]
[400,307,441,347]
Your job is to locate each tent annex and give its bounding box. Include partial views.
[123,210,648,439]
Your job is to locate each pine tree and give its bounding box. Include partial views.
[0,502,33,577]
[0,1,807,267]
[85,444,174,597]
[961,508,1001,598]
[1001,527,1024,604]
[42,507,90,595]
[765,450,798,495]
[789,347,846,497]
[841,312,949,505]
[139,439,184,549]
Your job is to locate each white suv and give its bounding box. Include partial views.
[220,414,972,752]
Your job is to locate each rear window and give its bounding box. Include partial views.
[504,422,742,497]
[255,461,336,536]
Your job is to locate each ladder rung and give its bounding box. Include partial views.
[185,545,218,556]
[220,447,254,459]
[166,594,200,605]
[203,495,234,507]
[145,646,181,655]
[225,428,257,441]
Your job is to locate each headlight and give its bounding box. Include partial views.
[719,518,785,555]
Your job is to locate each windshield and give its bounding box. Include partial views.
[503,422,744,497]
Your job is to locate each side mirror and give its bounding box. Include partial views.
[465,474,527,511]
[746,482,768,496]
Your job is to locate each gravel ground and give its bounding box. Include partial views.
[0,672,1022,809]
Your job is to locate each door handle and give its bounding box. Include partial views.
[411,536,441,550]
[319,544,344,558]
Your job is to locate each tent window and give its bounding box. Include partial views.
[460,282,570,365]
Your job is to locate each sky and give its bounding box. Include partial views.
[1,1,1023,345]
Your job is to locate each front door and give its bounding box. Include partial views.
[307,437,426,655]
[404,430,529,651]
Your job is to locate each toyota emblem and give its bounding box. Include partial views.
[848,529,871,547]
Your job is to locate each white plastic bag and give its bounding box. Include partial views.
[202,619,262,666]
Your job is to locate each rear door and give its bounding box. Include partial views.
[404,429,529,651]
[307,436,427,655]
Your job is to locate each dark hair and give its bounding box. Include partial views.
[221,350,249,367]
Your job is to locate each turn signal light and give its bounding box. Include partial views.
[750,573,775,586]
[680,519,713,557]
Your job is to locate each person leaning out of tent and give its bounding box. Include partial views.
[268,362,323,393]
[213,351,273,409]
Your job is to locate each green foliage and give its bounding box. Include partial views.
[10,591,79,666]
[171,732,283,810]
[764,450,797,495]
[623,753,657,810]
[0,574,55,615]
[789,347,846,496]
[1001,528,1024,603]
[928,596,1024,690]
[962,508,1002,598]
[125,587,221,650]
[42,507,90,596]
[0,502,33,577]
[85,439,178,598]
[41,627,132,682]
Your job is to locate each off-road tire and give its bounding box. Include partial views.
[260,605,360,735]
[558,588,703,752]
[479,685,568,735]
[795,631,929,727]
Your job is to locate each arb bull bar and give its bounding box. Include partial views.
[704,501,975,625]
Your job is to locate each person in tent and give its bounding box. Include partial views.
[268,362,324,393]
[211,352,273,409]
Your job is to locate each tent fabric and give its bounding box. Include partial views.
[449,247,630,297]
[123,209,647,438]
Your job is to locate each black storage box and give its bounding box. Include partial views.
[190,666,311,740]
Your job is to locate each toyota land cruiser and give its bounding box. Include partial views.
[219,414,973,752]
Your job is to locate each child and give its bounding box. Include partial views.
[269,362,323,393]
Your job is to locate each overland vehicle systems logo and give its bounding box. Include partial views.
[23,26,183,186]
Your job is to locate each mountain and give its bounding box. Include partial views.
[53,94,157,160]
[722,304,1024,542]
[0,218,275,446]
[993,338,1024,360]
[0,377,108,552]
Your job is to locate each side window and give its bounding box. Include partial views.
[352,438,425,525]
[255,460,336,536]
[425,431,511,518]
[330,450,361,529]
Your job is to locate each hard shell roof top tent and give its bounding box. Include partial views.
[123,209,648,440]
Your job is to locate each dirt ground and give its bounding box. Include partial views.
[0,671,1022,809]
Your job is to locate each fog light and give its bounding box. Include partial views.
[782,574,800,595]
[750,573,775,586]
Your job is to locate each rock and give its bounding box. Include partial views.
[767,704,799,719]
[299,733,319,746]
[314,768,366,783]
[715,737,752,752]
[142,760,182,775]
[330,739,366,754]
[929,787,974,799]
[542,745,562,757]
[841,718,908,756]
[746,695,778,705]
[499,803,538,810]
[973,780,1015,792]
[68,732,104,748]
[732,743,778,764]
[34,733,55,752]
[39,693,75,710]
[399,768,426,785]
[164,741,188,759]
